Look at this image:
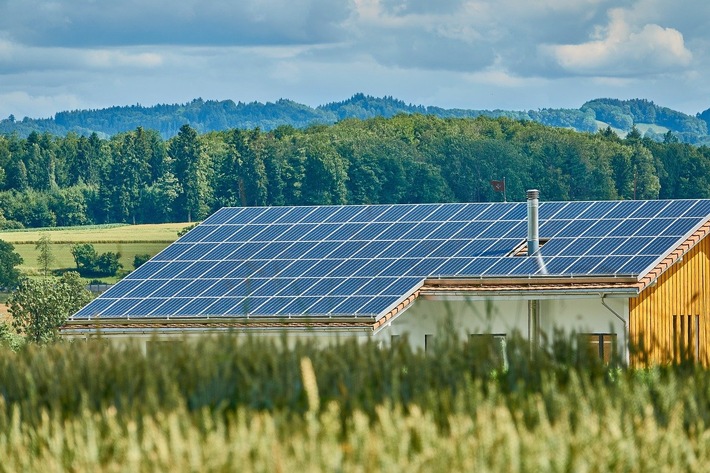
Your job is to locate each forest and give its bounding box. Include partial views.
[1,113,710,230]
[1,94,709,144]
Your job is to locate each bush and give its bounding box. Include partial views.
[177,223,198,237]
[133,253,151,269]
[70,243,122,277]
[96,251,122,275]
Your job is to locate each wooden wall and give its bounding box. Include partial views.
[629,236,710,366]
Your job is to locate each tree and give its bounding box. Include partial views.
[8,272,93,344]
[105,130,150,223]
[170,124,212,222]
[35,232,54,277]
[70,243,122,276]
[139,169,180,223]
[95,251,122,276]
[0,321,24,351]
[133,254,150,269]
[0,239,23,288]
[71,243,99,273]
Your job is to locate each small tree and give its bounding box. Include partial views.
[0,239,23,288]
[8,272,93,345]
[70,243,123,277]
[71,243,98,273]
[133,254,151,269]
[35,233,55,277]
[95,251,122,276]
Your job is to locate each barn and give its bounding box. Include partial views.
[62,191,710,365]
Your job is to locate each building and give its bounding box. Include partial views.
[63,192,710,365]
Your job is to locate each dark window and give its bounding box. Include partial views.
[673,314,700,362]
[425,334,434,352]
[469,333,508,370]
[579,333,617,363]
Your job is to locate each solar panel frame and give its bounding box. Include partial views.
[423,203,467,222]
[577,200,618,219]
[684,200,710,218]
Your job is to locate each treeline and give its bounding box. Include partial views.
[2,94,709,143]
[1,114,710,229]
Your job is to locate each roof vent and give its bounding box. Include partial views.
[527,189,540,256]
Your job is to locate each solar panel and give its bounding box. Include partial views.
[577,201,618,219]
[72,199,710,321]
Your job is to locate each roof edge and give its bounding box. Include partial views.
[372,290,420,331]
[424,275,639,286]
[636,219,710,291]
[62,315,373,328]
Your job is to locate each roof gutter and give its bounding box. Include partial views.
[419,287,638,300]
[601,294,629,365]
[60,315,376,335]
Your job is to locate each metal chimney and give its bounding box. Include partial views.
[527,189,541,352]
[526,189,540,256]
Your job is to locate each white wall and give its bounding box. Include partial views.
[63,328,371,353]
[64,296,629,357]
[374,296,629,355]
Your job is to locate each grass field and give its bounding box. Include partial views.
[0,222,188,281]
[0,334,709,471]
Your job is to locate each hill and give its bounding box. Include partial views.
[1,94,709,144]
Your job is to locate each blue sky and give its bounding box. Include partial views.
[0,0,708,119]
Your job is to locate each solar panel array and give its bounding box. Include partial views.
[72,199,710,321]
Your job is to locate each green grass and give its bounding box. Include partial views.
[12,242,172,280]
[635,122,670,135]
[0,222,189,282]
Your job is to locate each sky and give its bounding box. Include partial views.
[0,0,708,120]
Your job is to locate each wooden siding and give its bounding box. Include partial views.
[629,236,710,366]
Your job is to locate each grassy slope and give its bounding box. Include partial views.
[0,222,187,281]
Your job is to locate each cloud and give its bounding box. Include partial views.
[543,8,693,77]
[347,0,496,71]
[0,39,165,74]
[0,0,350,47]
[0,91,82,119]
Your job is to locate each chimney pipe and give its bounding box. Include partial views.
[527,189,540,256]
[527,189,541,352]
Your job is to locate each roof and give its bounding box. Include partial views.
[67,199,710,330]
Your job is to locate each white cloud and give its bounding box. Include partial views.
[544,8,692,76]
[83,50,163,69]
[0,38,165,74]
[0,91,82,119]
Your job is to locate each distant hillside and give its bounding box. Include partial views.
[1,94,709,144]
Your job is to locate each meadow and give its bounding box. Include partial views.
[0,222,186,281]
[0,332,708,471]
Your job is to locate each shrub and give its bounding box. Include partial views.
[70,243,123,277]
[133,253,151,269]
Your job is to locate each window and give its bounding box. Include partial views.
[673,314,700,362]
[469,333,508,370]
[425,334,434,352]
[579,333,617,363]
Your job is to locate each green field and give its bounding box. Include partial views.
[0,222,188,281]
[0,334,708,471]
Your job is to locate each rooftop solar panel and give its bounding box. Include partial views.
[72,199,710,322]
